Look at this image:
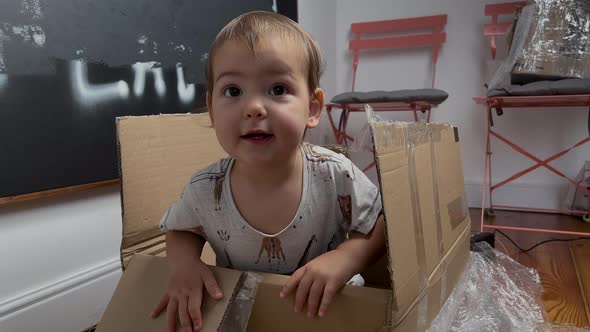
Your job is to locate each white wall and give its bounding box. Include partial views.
[300,0,339,145]
[0,185,122,332]
[300,0,590,209]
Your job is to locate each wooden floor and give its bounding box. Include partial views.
[471,208,590,328]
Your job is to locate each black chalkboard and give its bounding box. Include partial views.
[0,0,297,198]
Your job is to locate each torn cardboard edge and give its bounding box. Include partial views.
[99,107,471,331]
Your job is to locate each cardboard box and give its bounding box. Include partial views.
[97,113,471,331]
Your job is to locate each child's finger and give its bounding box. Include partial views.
[294,273,313,313]
[151,293,169,318]
[166,298,178,332]
[318,283,338,318]
[178,296,192,332]
[188,289,203,331]
[306,280,325,318]
[202,269,224,300]
[281,266,306,298]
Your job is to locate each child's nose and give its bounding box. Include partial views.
[244,99,267,119]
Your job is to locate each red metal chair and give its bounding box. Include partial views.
[484,1,527,59]
[476,2,590,235]
[326,15,448,167]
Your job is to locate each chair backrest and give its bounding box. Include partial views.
[484,1,527,59]
[348,14,447,92]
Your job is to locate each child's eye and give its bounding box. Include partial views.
[223,86,241,97]
[269,84,288,96]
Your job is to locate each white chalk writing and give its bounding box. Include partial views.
[132,62,166,98]
[70,60,130,108]
[176,63,195,105]
[69,61,195,108]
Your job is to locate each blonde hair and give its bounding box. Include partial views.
[205,11,324,97]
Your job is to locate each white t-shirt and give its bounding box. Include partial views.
[160,143,382,275]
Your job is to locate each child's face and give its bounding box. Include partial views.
[207,35,323,166]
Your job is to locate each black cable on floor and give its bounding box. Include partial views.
[495,229,590,253]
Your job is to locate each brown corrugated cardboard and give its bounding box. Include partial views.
[96,255,241,332]
[246,272,391,331]
[98,112,471,331]
[116,114,226,265]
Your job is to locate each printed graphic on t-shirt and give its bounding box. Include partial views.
[303,143,335,162]
[304,143,335,182]
[338,195,352,227]
[217,229,234,268]
[327,233,337,252]
[214,174,224,211]
[255,237,287,265]
[295,234,318,271]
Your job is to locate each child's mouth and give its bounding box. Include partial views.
[240,132,274,143]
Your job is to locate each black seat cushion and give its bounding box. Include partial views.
[487,78,590,97]
[331,88,449,105]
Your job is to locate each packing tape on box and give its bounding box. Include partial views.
[353,108,405,154]
[388,134,432,330]
[405,124,441,331]
[429,126,448,307]
[406,139,428,293]
[354,108,444,153]
[428,127,445,232]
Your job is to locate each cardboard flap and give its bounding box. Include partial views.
[371,119,471,329]
[96,254,241,332]
[247,273,391,332]
[116,114,226,248]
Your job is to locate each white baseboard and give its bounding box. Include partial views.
[0,258,122,332]
[465,180,567,210]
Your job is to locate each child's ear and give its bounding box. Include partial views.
[206,92,214,126]
[307,88,324,128]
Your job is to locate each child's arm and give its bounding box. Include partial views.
[151,231,224,332]
[280,213,386,318]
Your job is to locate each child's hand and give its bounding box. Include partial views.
[280,249,356,318]
[151,260,224,332]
